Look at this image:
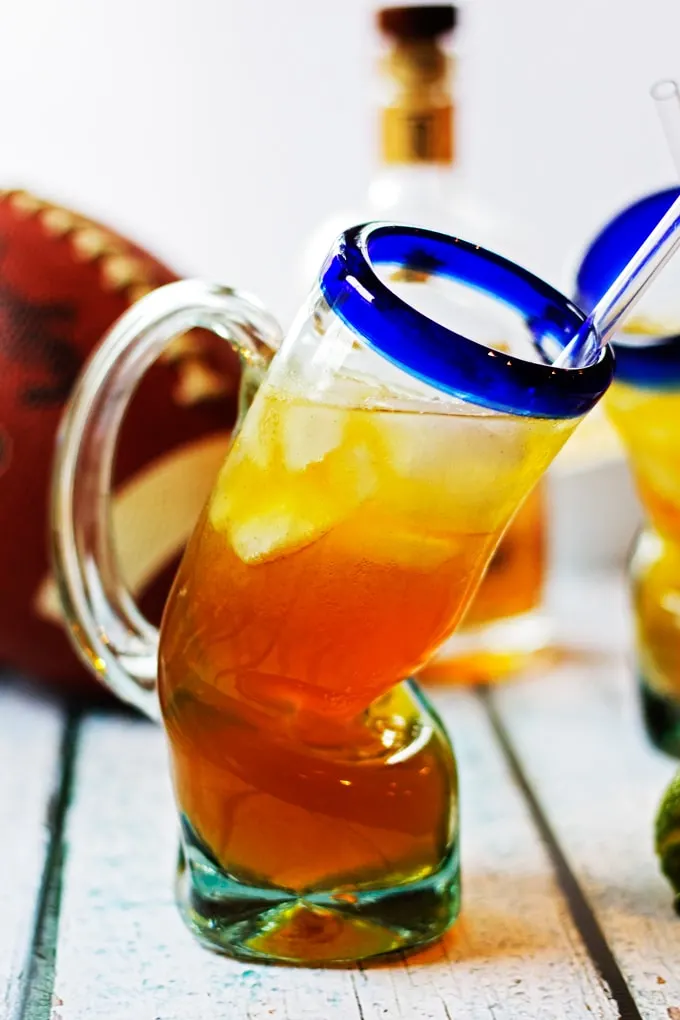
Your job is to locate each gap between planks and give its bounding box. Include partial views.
[479,685,643,1020]
[18,707,81,1020]
[0,683,69,1020]
[484,574,680,1020]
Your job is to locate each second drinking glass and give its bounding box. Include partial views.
[577,186,680,756]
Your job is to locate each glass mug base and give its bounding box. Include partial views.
[420,609,554,686]
[167,679,460,965]
[176,834,460,966]
[639,677,680,758]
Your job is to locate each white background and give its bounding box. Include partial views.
[1,0,680,325]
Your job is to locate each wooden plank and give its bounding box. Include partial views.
[341,691,617,1020]
[51,691,616,1020]
[0,678,66,1019]
[490,574,680,1020]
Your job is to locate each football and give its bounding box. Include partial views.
[0,189,242,693]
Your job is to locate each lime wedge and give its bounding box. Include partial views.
[655,769,680,910]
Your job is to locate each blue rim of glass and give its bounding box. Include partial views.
[319,223,613,419]
[576,186,680,389]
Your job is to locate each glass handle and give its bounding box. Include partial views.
[50,280,282,720]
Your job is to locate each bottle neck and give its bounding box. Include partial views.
[366,164,455,225]
[378,38,455,168]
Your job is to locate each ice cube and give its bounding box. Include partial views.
[246,395,281,470]
[211,411,383,564]
[228,504,331,565]
[280,402,349,472]
[226,452,376,564]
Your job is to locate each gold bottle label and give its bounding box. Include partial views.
[382,103,454,164]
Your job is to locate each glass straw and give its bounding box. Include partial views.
[557,188,680,368]
[652,78,680,178]
[558,79,680,369]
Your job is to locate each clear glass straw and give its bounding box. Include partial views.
[557,191,680,368]
[558,79,680,369]
[652,78,680,178]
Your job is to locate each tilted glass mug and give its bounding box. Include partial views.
[51,223,612,965]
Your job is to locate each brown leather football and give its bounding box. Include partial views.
[0,189,242,693]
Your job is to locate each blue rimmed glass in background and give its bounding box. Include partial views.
[50,223,612,964]
[576,186,680,756]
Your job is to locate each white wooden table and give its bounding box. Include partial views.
[3,573,680,1020]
